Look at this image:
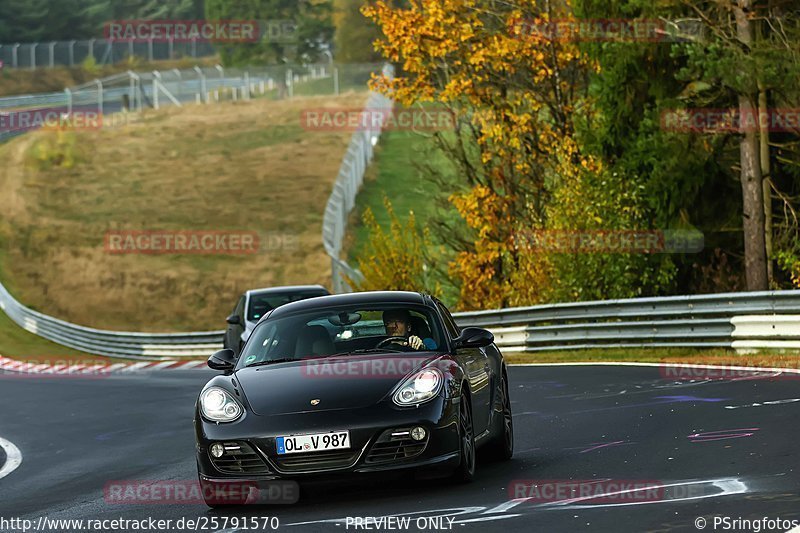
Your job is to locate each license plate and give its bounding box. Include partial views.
[276,431,350,455]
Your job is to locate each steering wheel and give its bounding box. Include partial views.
[376,336,408,349]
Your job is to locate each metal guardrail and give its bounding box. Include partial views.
[1,273,799,359]
[0,280,223,360]
[457,291,800,352]
[322,64,395,293]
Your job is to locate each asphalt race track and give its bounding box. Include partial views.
[1,365,799,532]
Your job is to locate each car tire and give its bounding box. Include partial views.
[485,371,514,461]
[451,394,476,483]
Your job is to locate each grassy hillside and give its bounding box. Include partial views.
[0,92,367,333]
[345,129,462,305]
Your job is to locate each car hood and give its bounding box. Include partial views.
[235,353,444,416]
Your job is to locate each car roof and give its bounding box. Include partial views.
[245,285,329,297]
[262,291,430,322]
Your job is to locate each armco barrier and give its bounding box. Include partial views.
[1,276,799,359]
[0,281,223,360]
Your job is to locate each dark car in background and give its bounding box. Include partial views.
[223,285,330,355]
[196,291,514,507]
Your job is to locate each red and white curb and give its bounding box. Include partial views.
[0,355,207,375]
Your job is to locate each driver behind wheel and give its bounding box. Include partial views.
[382,309,435,351]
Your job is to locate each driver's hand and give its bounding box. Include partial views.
[408,336,424,350]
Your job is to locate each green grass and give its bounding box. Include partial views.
[348,131,440,259]
[0,93,368,333]
[346,129,463,303]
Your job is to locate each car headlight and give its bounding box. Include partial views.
[200,387,243,422]
[393,368,443,406]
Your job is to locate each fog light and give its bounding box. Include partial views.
[210,443,225,458]
[410,426,426,441]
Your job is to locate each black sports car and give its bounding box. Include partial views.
[194,291,513,507]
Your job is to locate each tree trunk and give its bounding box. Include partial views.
[759,88,773,286]
[756,19,773,286]
[734,0,769,291]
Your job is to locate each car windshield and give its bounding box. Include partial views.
[238,305,446,367]
[246,291,327,322]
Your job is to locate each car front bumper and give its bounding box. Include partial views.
[195,395,462,484]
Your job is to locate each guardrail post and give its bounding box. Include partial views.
[30,43,37,70]
[244,71,251,100]
[65,88,73,114]
[12,43,19,68]
[153,70,160,110]
[172,68,182,100]
[127,70,138,111]
[68,40,75,67]
[191,37,197,58]
[88,38,96,61]
[194,66,207,103]
[286,68,293,99]
[334,67,339,95]
[48,42,56,68]
[148,38,154,62]
[168,37,174,59]
[94,78,103,115]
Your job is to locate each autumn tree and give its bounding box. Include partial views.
[348,198,441,295]
[363,0,590,309]
[333,0,383,63]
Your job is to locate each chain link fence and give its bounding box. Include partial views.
[0,39,216,70]
[0,63,383,143]
[322,64,395,293]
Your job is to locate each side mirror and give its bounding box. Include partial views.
[453,327,494,349]
[208,349,237,371]
[226,314,241,325]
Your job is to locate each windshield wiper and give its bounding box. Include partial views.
[349,348,406,354]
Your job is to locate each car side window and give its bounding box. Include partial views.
[435,301,460,339]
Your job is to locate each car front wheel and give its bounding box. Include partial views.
[451,395,476,483]
[485,372,514,461]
